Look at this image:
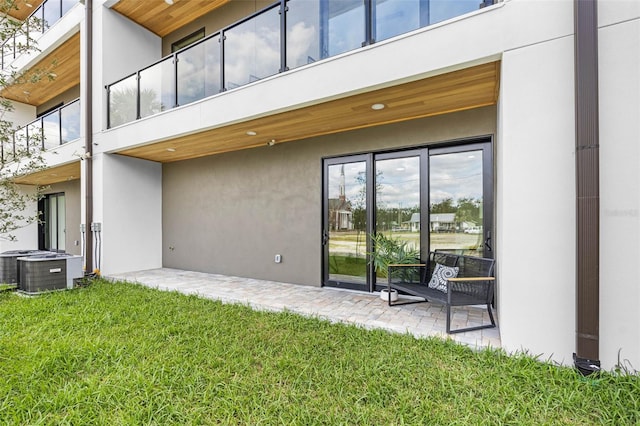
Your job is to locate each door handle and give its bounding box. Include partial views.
[484,230,492,252]
[322,230,329,246]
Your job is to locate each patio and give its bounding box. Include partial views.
[107,268,501,350]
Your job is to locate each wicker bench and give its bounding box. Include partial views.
[386,251,496,334]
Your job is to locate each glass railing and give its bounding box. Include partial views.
[3,99,80,163]
[1,0,76,70]
[107,0,494,128]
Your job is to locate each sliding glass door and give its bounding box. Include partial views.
[39,193,66,252]
[322,139,493,291]
[323,156,370,290]
[429,145,493,258]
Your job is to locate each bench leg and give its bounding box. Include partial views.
[446,304,497,334]
[487,303,496,327]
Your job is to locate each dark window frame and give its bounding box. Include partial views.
[171,28,205,53]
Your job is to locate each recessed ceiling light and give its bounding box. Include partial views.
[371,103,385,110]
[165,0,174,5]
[166,148,176,152]
[246,131,257,136]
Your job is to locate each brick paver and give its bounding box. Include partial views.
[108,268,501,350]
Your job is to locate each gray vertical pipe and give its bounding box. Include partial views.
[574,0,600,373]
[84,0,93,274]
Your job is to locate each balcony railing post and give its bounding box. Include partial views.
[106,85,111,129]
[57,108,62,147]
[279,0,288,73]
[364,0,373,46]
[173,53,179,108]
[40,117,45,150]
[220,32,226,92]
[136,71,141,120]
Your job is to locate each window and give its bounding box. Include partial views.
[171,28,205,53]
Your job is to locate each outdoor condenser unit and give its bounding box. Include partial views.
[0,250,52,284]
[18,253,83,295]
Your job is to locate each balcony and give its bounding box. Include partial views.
[3,99,80,164]
[107,0,495,129]
[1,0,77,70]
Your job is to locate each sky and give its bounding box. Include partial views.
[328,150,483,209]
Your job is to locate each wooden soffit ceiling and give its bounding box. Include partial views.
[5,0,44,21]
[13,161,80,185]
[111,0,231,37]
[1,32,80,106]
[119,61,500,163]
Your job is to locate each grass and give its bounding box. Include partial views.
[0,280,638,425]
[329,254,367,277]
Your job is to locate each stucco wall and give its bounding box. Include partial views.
[598,8,640,371]
[163,106,496,286]
[95,154,162,275]
[0,185,38,252]
[497,35,577,367]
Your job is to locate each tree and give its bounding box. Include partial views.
[455,197,481,225]
[0,1,56,241]
[430,197,455,213]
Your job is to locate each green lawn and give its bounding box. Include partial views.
[0,280,638,425]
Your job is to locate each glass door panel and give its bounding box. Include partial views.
[429,149,485,257]
[42,193,66,252]
[374,155,421,283]
[324,159,368,289]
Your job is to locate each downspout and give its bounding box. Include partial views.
[574,0,600,374]
[84,0,93,275]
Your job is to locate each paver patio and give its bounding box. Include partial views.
[108,268,501,350]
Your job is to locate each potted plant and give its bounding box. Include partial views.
[368,233,420,301]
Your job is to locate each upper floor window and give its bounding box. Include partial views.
[171,28,205,53]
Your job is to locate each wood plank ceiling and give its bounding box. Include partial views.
[5,0,44,21]
[111,0,231,37]
[13,161,80,185]
[1,32,80,106]
[119,61,500,163]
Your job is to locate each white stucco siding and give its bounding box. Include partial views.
[598,16,640,371]
[0,185,39,252]
[95,154,162,275]
[497,35,576,366]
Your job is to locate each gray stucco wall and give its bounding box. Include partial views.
[163,106,496,286]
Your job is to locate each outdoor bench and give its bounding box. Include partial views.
[386,251,496,334]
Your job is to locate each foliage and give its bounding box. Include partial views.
[0,1,56,241]
[368,232,420,273]
[109,87,162,127]
[0,280,638,424]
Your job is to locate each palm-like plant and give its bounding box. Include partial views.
[368,233,420,277]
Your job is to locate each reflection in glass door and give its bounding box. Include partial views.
[39,193,66,252]
[323,158,369,289]
[429,147,492,257]
[323,139,493,291]
[374,154,421,283]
